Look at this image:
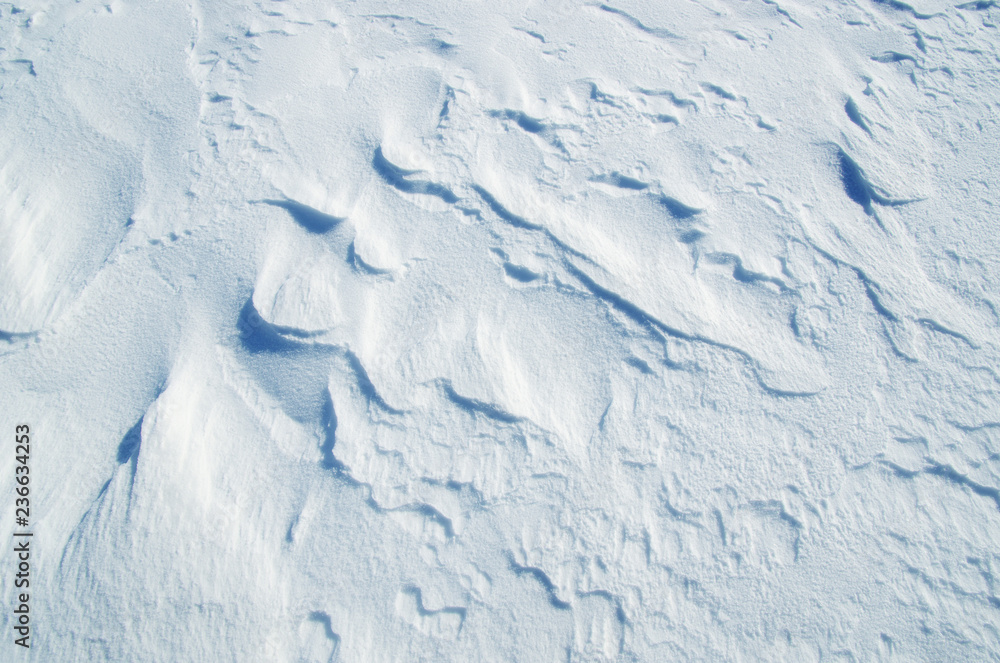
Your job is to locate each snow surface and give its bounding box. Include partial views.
[1,0,999,660]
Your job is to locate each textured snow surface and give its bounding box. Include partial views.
[2,0,1000,660]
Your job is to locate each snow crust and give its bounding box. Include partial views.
[1,0,999,659]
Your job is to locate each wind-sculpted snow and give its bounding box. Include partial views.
[261,198,345,234]
[1,0,999,660]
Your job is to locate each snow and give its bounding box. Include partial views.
[1,0,999,659]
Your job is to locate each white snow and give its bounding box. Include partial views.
[1,0,999,660]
